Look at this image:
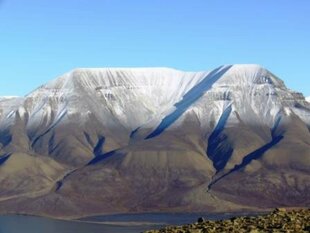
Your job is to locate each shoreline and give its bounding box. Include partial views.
[0,207,271,222]
[144,208,310,233]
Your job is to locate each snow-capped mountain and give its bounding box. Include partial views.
[306,96,310,102]
[0,64,309,218]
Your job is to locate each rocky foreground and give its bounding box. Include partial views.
[144,209,310,233]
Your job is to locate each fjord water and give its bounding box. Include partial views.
[0,215,160,233]
[0,213,264,233]
[0,213,259,233]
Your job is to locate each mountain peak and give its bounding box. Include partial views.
[67,64,266,75]
[47,64,275,89]
[231,63,265,70]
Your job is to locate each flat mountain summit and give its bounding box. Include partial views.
[0,64,309,218]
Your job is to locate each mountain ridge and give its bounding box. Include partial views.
[0,64,309,218]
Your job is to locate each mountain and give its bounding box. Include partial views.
[306,97,310,102]
[0,65,309,218]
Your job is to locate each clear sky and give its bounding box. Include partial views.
[0,0,309,96]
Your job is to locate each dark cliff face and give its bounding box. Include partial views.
[0,65,309,218]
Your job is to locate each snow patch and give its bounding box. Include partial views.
[284,107,292,116]
[0,96,19,100]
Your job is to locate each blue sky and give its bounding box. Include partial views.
[0,0,309,96]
